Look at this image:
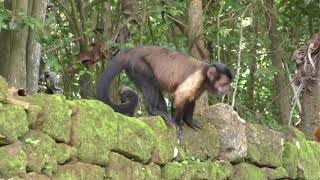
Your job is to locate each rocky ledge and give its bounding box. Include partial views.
[0,76,319,180]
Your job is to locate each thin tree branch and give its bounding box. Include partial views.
[231,3,253,108]
[165,14,188,28]
[217,1,224,63]
[289,82,304,126]
[42,37,82,54]
[202,0,213,15]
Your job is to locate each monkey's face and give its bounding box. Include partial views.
[206,66,232,96]
[211,75,231,95]
[206,64,232,96]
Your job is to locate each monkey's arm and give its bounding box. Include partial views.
[172,96,188,141]
[171,99,202,129]
[182,101,202,129]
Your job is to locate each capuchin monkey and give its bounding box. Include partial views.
[96,46,233,140]
[119,86,138,116]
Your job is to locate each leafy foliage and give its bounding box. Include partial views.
[2,0,318,127]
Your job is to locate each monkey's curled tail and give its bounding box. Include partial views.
[96,54,138,116]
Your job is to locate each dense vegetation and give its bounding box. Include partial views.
[0,0,319,138]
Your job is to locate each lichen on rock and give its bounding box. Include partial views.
[20,94,72,143]
[52,161,105,180]
[282,127,320,179]
[204,103,247,162]
[0,76,8,101]
[20,130,58,176]
[245,123,284,167]
[182,117,220,161]
[232,163,266,180]
[116,113,155,163]
[282,142,298,179]
[161,160,233,180]
[55,143,77,164]
[140,116,178,164]
[68,99,118,165]
[261,167,288,180]
[10,172,51,180]
[106,152,161,180]
[0,104,29,145]
[0,141,27,179]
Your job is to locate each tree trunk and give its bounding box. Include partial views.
[187,0,209,115]
[26,0,47,94]
[247,12,258,111]
[101,2,119,103]
[264,0,291,125]
[0,0,29,88]
[299,34,320,140]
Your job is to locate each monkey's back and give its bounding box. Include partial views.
[141,47,206,92]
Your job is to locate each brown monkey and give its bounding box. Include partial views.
[96,46,233,139]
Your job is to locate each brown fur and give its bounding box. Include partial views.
[136,47,206,93]
[121,47,218,115]
[96,46,233,139]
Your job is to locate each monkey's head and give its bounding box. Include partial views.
[205,64,233,96]
[119,86,138,103]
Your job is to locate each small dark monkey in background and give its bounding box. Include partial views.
[118,86,138,116]
[96,46,233,139]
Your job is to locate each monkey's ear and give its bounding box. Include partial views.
[207,67,217,81]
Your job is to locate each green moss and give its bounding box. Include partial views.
[20,130,58,176]
[282,142,298,179]
[175,146,187,162]
[141,116,178,164]
[11,172,51,180]
[55,143,77,164]
[246,143,260,163]
[52,162,105,180]
[145,163,162,180]
[116,113,155,163]
[0,104,28,145]
[281,128,320,179]
[25,105,42,128]
[232,163,266,180]
[106,152,146,180]
[162,160,232,180]
[309,141,320,165]
[0,141,27,178]
[161,162,186,180]
[68,100,118,165]
[281,126,306,143]
[184,161,212,179]
[0,76,8,101]
[212,161,233,180]
[22,94,71,143]
[262,167,288,179]
[182,117,220,161]
[246,124,283,167]
[297,139,320,179]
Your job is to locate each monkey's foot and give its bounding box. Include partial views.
[184,119,202,130]
[165,117,175,127]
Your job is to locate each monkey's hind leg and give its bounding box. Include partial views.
[126,62,174,127]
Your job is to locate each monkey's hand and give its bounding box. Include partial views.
[184,119,202,130]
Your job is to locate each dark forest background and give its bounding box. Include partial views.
[0,0,320,140]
